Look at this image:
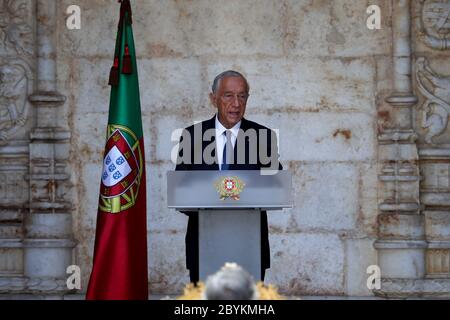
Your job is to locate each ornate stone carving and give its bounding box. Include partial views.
[422,1,450,36]
[419,0,450,50]
[421,162,450,190]
[0,277,69,294]
[427,249,450,277]
[0,170,27,202]
[416,57,450,144]
[375,0,432,299]
[374,278,450,298]
[0,58,32,143]
[0,248,22,276]
[0,0,33,56]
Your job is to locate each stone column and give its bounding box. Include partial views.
[23,0,75,295]
[414,0,450,297]
[374,0,426,297]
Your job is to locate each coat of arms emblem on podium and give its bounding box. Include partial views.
[214,176,245,200]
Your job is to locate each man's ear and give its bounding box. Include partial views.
[209,92,217,108]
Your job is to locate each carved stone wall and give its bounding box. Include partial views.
[373,0,450,298]
[415,0,450,295]
[0,0,34,291]
[0,0,74,297]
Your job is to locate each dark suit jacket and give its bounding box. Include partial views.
[175,115,282,271]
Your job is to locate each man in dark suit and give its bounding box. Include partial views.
[175,70,282,284]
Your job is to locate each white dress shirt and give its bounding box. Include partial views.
[215,114,241,170]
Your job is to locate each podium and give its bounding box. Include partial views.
[167,170,293,281]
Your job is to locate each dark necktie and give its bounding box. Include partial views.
[221,130,233,171]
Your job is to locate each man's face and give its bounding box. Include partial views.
[210,76,248,129]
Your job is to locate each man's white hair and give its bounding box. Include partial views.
[211,70,250,94]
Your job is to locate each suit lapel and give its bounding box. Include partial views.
[201,115,219,170]
[232,118,250,169]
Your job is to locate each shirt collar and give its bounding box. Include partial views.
[215,114,241,138]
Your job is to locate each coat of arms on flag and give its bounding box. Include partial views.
[99,125,144,214]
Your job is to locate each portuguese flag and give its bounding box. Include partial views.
[86,0,148,300]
